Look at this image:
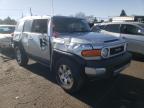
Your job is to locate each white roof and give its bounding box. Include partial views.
[100,22,144,25]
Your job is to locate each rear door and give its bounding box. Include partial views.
[120,24,144,54]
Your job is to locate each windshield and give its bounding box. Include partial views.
[52,17,91,33]
[0,26,15,34]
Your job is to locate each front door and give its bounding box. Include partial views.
[120,24,144,54]
[28,19,51,64]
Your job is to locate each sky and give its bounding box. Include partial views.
[0,0,144,20]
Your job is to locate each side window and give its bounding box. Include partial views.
[99,25,105,30]
[23,20,32,32]
[31,19,48,33]
[121,24,142,35]
[104,24,120,33]
[91,26,100,32]
[15,21,24,32]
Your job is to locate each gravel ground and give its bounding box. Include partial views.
[0,48,144,108]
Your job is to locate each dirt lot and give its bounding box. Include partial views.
[0,48,144,108]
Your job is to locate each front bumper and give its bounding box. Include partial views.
[84,52,131,78]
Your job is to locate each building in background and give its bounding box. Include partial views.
[112,16,144,23]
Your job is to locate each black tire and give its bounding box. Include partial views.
[55,58,84,93]
[15,46,29,66]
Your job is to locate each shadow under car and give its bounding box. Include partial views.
[23,62,144,108]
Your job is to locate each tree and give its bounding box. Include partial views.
[0,19,3,24]
[93,17,98,23]
[100,20,104,23]
[109,18,112,22]
[75,12,86,19]
[120,9,127,16]
[0,17,17,25]
[3,17,12,24]
[86,15,96,23]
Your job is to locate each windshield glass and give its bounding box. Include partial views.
[0,26,15,34]
[53,17,91,33]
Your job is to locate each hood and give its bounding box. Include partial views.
[58,32,122,45]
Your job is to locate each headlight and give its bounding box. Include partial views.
[101,48,109,58]
[80,44,93,50]
[69,43,93,50]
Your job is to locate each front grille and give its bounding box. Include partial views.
[110,45,124,56]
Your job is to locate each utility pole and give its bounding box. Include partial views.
[30,8,33,16]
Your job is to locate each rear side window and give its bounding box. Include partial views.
[104,24,120,33]
[23,20,32,32]
[31,19,48,33]
[121,24,143,35]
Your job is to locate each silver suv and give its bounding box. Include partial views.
[13,16,131,93]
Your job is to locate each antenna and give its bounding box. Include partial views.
[52,0,54,16]
[30,8,33,16]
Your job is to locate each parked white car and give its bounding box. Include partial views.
[0,25,15,48]
[92,22,144,55]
